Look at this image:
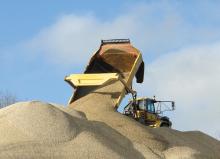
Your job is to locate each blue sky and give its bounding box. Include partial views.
[1,0,220,139]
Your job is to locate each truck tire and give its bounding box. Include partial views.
[160,122,170,127]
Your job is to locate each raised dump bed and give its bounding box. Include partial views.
[65,39,144,108]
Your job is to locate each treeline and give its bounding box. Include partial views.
[0,91,17,108]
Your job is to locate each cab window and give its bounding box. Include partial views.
[147,100,155,113]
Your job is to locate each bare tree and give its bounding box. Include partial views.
[0,91,17,108]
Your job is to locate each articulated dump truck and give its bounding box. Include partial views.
[65,39,144,107]
[65,39,174,128]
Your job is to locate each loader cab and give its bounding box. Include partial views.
[140,98,158,122]
[136,98,156,114]
[124,97,157,114]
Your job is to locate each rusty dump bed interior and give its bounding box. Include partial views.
[69,39,144,107]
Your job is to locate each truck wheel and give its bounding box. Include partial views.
[160,123,170,127]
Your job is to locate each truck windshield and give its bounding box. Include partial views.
[147,100,155,113]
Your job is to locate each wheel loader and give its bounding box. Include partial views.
[124,97,175,127]
[65,39,175,128]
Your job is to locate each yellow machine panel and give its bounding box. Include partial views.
[65,73,119,87]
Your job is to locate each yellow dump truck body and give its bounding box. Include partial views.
[66,39,144,108]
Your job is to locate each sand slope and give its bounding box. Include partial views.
[0,100,219,158]
[0,101,145,159]
[69,79,220,159]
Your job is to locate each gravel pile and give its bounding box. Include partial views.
[0,80,219,158]
[70,78,220,159]
[0,101,144,159]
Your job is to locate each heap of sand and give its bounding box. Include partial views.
[0,100,219,158]
[70,78,220,159]
[0,101,144,159]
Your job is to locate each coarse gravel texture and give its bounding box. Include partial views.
[0,80,219,158]
[70,78,220,159]
[0,99,219,158]
[0,101,144,159]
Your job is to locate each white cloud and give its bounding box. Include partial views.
[26,2,220,67]
[26,14,137,66]
[137,42,220,139]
